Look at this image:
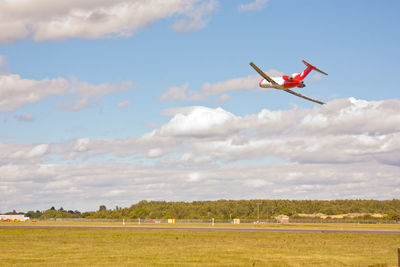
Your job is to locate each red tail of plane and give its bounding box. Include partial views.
[296,60,328,81]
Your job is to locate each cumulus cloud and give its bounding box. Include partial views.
[147,148,163,158]
[0,73,132,113]
[0,0,216,44]
[299,98,400,135]
[4,97,397,167]
[73,138,91,152]
[190,75,260,100]
[155,99,399,166]
[0,74,68,112]
[161,106,206,116]
[172,0,216,32]
[1,161,399,211]
[152,106,238,138]
[2,98,400,211]
[0,143,49,164]
[166,75,261,101]
[238,0,269,11]
[29,97,400,166]
[59,79,132,111]
[161,72,279,102]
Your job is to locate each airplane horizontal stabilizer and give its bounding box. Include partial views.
[302,60,328,76]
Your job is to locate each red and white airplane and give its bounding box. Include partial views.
[250,60,328,104]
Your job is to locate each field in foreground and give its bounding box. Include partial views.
[1,225,399,266]
[4,220,400,231]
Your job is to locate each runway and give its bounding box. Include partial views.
[1,225,400,234]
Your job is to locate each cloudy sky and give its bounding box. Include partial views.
[0,0,399,212]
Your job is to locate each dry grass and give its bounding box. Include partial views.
[0,224,399,266]
[6,220,400,231]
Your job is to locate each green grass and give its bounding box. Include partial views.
[0,226,399,266]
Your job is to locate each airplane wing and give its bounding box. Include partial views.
[284,89,325,105]
[249,62,278,85]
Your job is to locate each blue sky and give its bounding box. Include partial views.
[0,0,399,212]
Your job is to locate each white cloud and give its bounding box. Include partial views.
[3,98,395,168]
[26,144,49,158]
[0,0,216,44]
[160,83,189,101]
[103,190,126,197]
[238,0,269,11]
[161,73,279,102]
[191,75,260,100]
[1,161,399,211]
[0,143,49,163]
[0,74,68,112]
[187,172,201,182]
[147,148,163,158]
[32,98,400,166]
[118,100,131,109]
[2,98,400,211]
[153,99,400,166]
[0,73,132,113]
[59,79,132,111]
[162,106,208,116]
[172,0,215,32]
[73,138,91,152]
[299,98,400,135]
[154,106,238,137]
[244,179,268,188]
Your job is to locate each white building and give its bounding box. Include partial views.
[275,215,289,223]
[0,214,29,221]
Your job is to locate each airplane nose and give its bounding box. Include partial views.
[259,79,264,87]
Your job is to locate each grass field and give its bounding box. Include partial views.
[4,220,400,231]
[1,222,399,266]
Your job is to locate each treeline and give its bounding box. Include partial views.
[20,199,400,220]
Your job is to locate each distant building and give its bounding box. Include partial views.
[297,213,386,219]
[275,215,289,223]
[0,215,29,221]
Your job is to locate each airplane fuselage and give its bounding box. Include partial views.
[259,65,313,90]
[259,76,305,90]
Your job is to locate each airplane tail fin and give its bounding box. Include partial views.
[302,60,328,76]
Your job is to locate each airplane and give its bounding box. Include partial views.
[249,60,327,104]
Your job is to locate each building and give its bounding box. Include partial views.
[0,215,29,221]
[275,215,289,223]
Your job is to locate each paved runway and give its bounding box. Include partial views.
[1,225,400,234]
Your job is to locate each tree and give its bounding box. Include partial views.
[99,205,107,212]
[387,211,400,221]
[25,210,43,219]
